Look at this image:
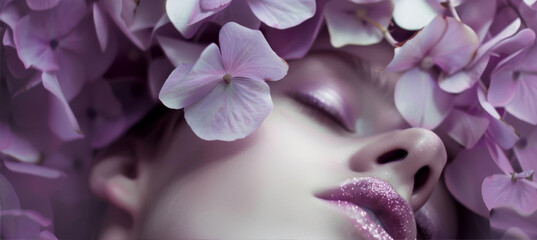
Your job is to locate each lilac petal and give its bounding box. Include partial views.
[0,209,53,239]
[42,72,84,141]
[13,16,58,71]
[219,22,288,81]
[458,0,496,42]
[247,0,315,29]
[166,0,211,38]
[392,0,441,30]
[160,43,226,109]
[263,0,326,60]
[156,36,206,66]
[490,207,537,237]
[211,0,261,30]
[442,108,489,148]
[430,17,479,75]
[129,0,168,31]
[200,0,231,10]
[438,56,488,93]
[324,0,393,47]
[149,58,175,101]
[482,174,537,214]
[484,136,515,174]
[487,117,519,150]
[0,131,41,163]
[514,128,537,172]
[3,161,66,179]
[0,1,30,30]
[505,72,537,125]
[26,0,59,11]
[493,30,536,59]
[444,139,504,217]
[93,3,109,52]
[472,18,521,64]
[394,68,453,129]
[185,78,272,141]
[480,86,518,150]
[488,68,517,107]
[385,15,446,72]
[39,230,58,240]
[0,173,21,210]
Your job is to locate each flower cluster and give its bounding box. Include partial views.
[1,0,537,238]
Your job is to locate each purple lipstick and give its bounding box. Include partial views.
[317,177,416,240]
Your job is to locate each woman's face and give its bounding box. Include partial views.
[134,46,457,239]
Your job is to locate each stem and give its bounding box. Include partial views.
[447,0,462,21]
[362,16,398,47]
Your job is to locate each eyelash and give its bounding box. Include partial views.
[291,93,349,132]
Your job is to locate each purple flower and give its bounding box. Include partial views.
[482,170,537,214]
[324,0,393,47]
[488,44,537,125]
[166,0,316,38]
[97,0,168,50]
[386,15,479,129]
[159,22,288,141]
[391,0,444,30]
[490,207,537,238]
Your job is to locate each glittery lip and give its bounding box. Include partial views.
[316,177,416,240]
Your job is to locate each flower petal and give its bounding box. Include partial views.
[185,78,272,141]
[505,72,537,125]
[160,43,226,109]
[482,174,537,214]
[392,0,441,30]
[514,127,537,172]
[149,58,175,101]
[42,72,84,141]
[488,69,517,107]
[458,0,496,42]
[394,68,453,129]
[430,17,479,75]
[247,0,315,29]
[3,161,66,179]
[490,207,537,238]
[220,22,288,81]
[324,0,392,47]
[442,108,489,148]
[263,0,325,59]
[444,139,504,217]
[156,36,206,67]
[26,0,59,11]
[93,3,109,52]
[385,15,446,72]
[166,0,213,38]
[438,56,488,93]
[200,0,232,10]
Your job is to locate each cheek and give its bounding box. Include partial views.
[138,104,356,239]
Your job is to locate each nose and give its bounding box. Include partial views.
[349,128,447,210]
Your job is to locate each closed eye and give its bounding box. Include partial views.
[290,91,354,133]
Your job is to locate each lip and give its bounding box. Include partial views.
[316,177,416,240]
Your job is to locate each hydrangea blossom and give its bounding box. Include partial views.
[166,0,316,38]
[159,22,288,141]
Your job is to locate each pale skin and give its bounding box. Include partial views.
[90,42,458,239]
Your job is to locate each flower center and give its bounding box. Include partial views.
[354,8,367,20]
[49,39,59,50]
[223,73,232,84]
[420,56,435,69]
[86,108,98,120]
[512,71,521,80]
[511,170,534,182]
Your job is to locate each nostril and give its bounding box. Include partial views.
[377,149,408,164]
[413,166,430,193]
